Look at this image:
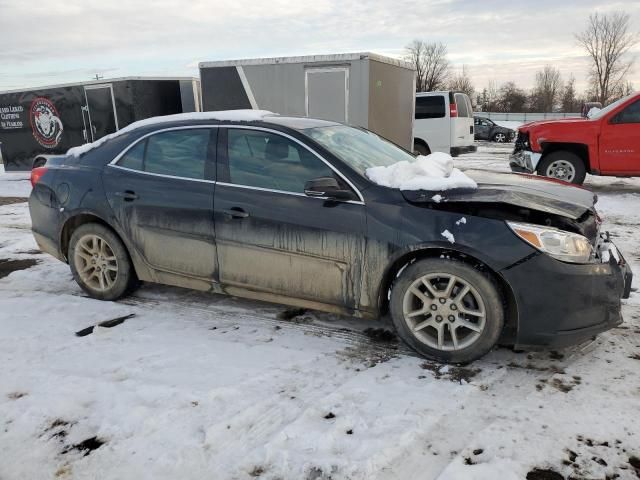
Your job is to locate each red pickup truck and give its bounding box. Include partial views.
[510,92,640,184]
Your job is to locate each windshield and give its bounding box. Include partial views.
[303,125,416,176]
[589,93,636,120]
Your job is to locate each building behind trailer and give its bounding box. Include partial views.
[0,77,200,171]
[199,53,416,150]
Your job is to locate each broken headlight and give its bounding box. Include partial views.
[507,222,593,264]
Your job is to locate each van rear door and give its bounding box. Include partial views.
[450,92,474,150]
[413,94,450,154]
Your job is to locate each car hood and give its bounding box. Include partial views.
[519,117,585,130]
[402,170,596,220]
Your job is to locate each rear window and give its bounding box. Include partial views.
[454,93,472,118]
[415,96,445,119]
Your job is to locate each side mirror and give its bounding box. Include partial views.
[304,176,356,201]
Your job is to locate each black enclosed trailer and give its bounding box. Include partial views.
[0,77,201,171]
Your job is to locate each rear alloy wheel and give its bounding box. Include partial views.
[69,223,137,300]
[390,258,504,363]
[492,132,507,143]
[537,151,586,185]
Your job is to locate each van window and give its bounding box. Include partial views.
[454,93,472,118]
[415,96,445,119]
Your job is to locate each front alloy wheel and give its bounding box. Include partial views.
[402,273,486,351]
[390,258,504,363]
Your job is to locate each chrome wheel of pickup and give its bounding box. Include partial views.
[402,273,486,351]
[546,160,576,182]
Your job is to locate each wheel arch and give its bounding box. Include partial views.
[60,212,124,262]
[539,143,590,173]
[377,247,519,344]
[413,137,431,154]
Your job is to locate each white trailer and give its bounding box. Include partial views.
[199,52,416,150]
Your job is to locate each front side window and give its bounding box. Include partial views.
[226,129,335,193]
[415,96,445,119]
[116,129,211,180]
[614,100,640,124]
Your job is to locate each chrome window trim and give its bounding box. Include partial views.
[107,125,217,181]
[216,181,364,205]
[108,164,216,184]
[107,124,365,204]
[222,125,365,204]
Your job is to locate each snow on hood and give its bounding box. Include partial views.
[365,152,477,191]
[67,110,275,157]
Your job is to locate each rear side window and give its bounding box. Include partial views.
[117,129,211,180]
[415,96,445,119]
[118,141,145,170]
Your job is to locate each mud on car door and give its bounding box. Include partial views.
[214,127,366,309]
[102,127,218,279]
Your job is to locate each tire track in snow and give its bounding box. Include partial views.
[120,294,420,359]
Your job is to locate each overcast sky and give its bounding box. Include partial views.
[1,0,639,95]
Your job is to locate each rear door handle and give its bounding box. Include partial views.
[115,190,138,201]
[222,207,249,219]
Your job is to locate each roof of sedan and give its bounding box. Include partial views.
[66,110,339,157]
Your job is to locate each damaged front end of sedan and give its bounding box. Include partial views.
[402,169,633,298]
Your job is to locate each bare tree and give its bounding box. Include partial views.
[405,40,450,92]
[576,12,638,105]
[497,81,528,112]
[477,81,502,111]
[530,65,562,112]
[561,75,581,113]
[611,81,636,101]
[449,65,475,99]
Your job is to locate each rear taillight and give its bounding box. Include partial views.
[30,167,48,187]
[449,103,458,117]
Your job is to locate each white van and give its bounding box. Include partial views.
[412,91,477,157]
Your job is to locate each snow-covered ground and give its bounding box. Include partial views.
[1,148,640,480]
[0,171,30,197]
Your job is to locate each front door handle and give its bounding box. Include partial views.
[222,207,249,219]
[115,190,138,201]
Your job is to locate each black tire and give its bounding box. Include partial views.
[537,151,586,185]
[413,142,431,156]
[68,223,138,301]
[389,258,504,363]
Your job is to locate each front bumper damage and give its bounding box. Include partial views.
[501,234,633,348]
[509,150,541,174]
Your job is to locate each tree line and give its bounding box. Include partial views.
[406,11,638,113]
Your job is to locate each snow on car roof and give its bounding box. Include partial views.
[66,110,276,157]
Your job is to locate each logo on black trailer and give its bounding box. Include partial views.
[30,97,64,148]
